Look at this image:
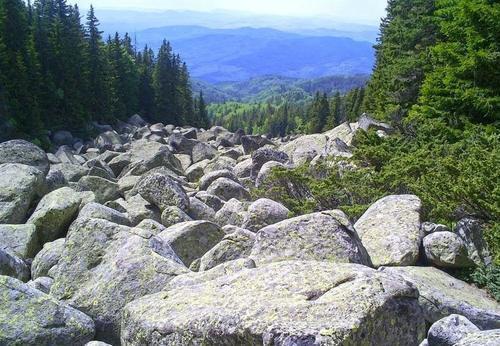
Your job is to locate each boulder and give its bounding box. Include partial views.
[31,238,65,279]
[281,134,328,164]
[128,114,147,127]
[455,330,500,346]
[354,195,422,267]
[195,191,224,212]
[50,217,188,343]
[78,176,120,204]
[188,197,216,221]
[242,198,290,232]
[27,187,82,246]
[241,135,274,154]
[198,169,240,191]
[0,163,46,224]
[455,218,492,266]
[250,147,289,178]
[199,228,256,271]
[206,177,251,201]
[79,202,130,226]
[0,275,95,345]
[133,169,189,212]
[427,314,479,346]
[380,266,500,329]
[191,142,217,163]
[255,161,285,188]
[250,210,371,266]
[185,160,208,182]
[26,276,54,294]
[423,231,474,268]
[50,163,88,182]
[323,122,355,146]
[204,156,238,174]
[0,248,30,282]
[121,261,426,345]
[160,206,193,228]
[233,157,253,178]
[45,168,67,191]
[0,224,38,259]
[95,131,123,151]
[0,139,49,174]
[174,153,192,172]
[119,148,183,178]
[421,222,451,236]
[55,145,81,164]
[168,133,197,154]
[150,221,225,267]
[214,198,248,227]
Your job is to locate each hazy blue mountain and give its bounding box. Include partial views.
[134,26,375,82]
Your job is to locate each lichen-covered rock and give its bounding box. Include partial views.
[121,261,426,345]
[27,187,82,245]
[78,176,120,204]
[421,222,450,236]
[79,202,130,226]
[380,266,500,329]
[160,206,193,227]
[255,161,285,188]
[250,147,289,178]
[50,217,188,343]
[195,191,224,212]
[207,177,251,201]
[427,314,479,346]
[241,134,274,154]
[133,169,189,211]
[31,238,65,279]
[198,169,240,191]
[242,198,290,232]
[0,224,38,259]
[354,195,422,267]
[323,122,355,146]
[114,194,160,225]
[251,210,371,266]
[214,198,249,227]
[281,134,328,164]
[188,197,216,221]
[199,228,256,271]
[0,139,49,174]
[185,160,208,182]
[454,218,492,266]
[0,163,46,224]
[233,157,253,178]
[454,330,500,346]
[50,163,88,182]
[0,275,95,345]
[423,231,474,268]
[26,276,54,294]
[0,248,30,282]
[151,221,225,267]
[192,142,217,163]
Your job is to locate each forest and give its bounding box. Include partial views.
[0,0,209,147]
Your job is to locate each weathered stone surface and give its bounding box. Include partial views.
[281,134,328,164]
[26,276,54,294]
[241,135,274,154]
[174,153,192,172]
[195,191,224,212]
[0,139,49,174]
[455,218,492,266]
[427,314,479,346]
[421,222,450,236]
[121,261,426,345]
[86,341,113,346]
[0,224,38,259]
[114,194,160,225]
[454,330,500,346]
[50,163,88,182]
[192,142,217,163]
[133,169,189,212]
[242,198,290,232]
[199,228,255,271]
[79,202,130,226]
[354,195,422,267]
[0,248,30,282]
[233,157,253,178]
[423,231,474,268]
[160,206,193,228]
[198,169,240,191]
[119,148,182,178]
[50,217,188,343]
[0,275,95,345]
[323,122,355,146]
[78,176,120,204]
[380,266,500,329]
[188,197,216,221]
[27,187,82,245]
[255,161,285,188]
[207,177,251,201]
[0,163,46,224]
[95,131,123,151]
[169,133,198,154]
[31,239,65,279]
[151,221,225,267]
[214,198,248,227]
[250,147,289,178]
[251,210,371,266]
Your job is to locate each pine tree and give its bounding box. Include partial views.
[179,62,195,125]
[137,45,155,119]
[153,40,177,125]
[195,91,210,129]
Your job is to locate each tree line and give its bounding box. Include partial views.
[0,0,209,146]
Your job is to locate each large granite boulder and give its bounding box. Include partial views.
[121,261,426,345]
[354,195,422,267]
[49,217,188,343]
[242,198,290,232]
[0,163,46,224]
[78,176,120,204]
[0,275,95,345]
[455,330,500,346]
[214,198,249,227]
[0,224,38,259]
[380,266,500,329]
[0,139,49,174]
[427,314,479,346]
[198,169,240,191]
[455,218,492,266]
[241,135,274,154]
[250,147,289,178]
[192,142,217,163]
[0,248,30,282]
[281,134,328,164]
[250,210,371,266]
[423,231,474,268]
[206,177,251,201]
[27,187,82,246]
[150,221,225,267]
[31,238,65,279]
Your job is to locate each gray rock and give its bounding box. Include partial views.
[0,139,49,174]
[160,206,193,228]
[174,153,192,172]
[133,169,189,212]
[323,122,355,146]
[78,176,120,204]
[134,219,167,238]
[354,195,422,267]
[250,147,289,179]
[192,142,217,163]
[199,228,256,271]
[255,161,285,188]
[214,198,249,227]
[455,218,492,266]
[241,134,274,154]
[31,239,65,279]
[50,163,88,182]
[0,163,46,224]
[188,197,216,221]
[233,157,253,178]
[242,198,290,232]
[195,191,224,212]
[95,131,123,151]
[455,330,500,345]
[206,177,251,201]
[128,114,147,127]
[185,161,207,182]
[150,221,225,267]
[379,266,500,329]
[86,342,112,346]
[121,261,426,345]
[26,276,54,294]
[119,148,183,178]
[198,169,240,191]
[168,133,198,155]
[281,134,328,165]
[424,231,474,268]
[0,248,30,282]
[427,314,479,346]
[79,202,130,226]
[50,217,188,343]
[0,224,38,259]
[421,222,451,236]
[27,187,82,246]
[45,168,67,191]
[251,210,371,266]
[204,155,237,174]
[0,275,95,345]
[55,145,80,164]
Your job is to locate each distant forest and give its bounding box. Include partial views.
[0,0,209,145]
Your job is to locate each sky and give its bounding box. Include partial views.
[69,0,388,25]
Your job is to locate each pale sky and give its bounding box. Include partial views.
[70,0,388,24]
